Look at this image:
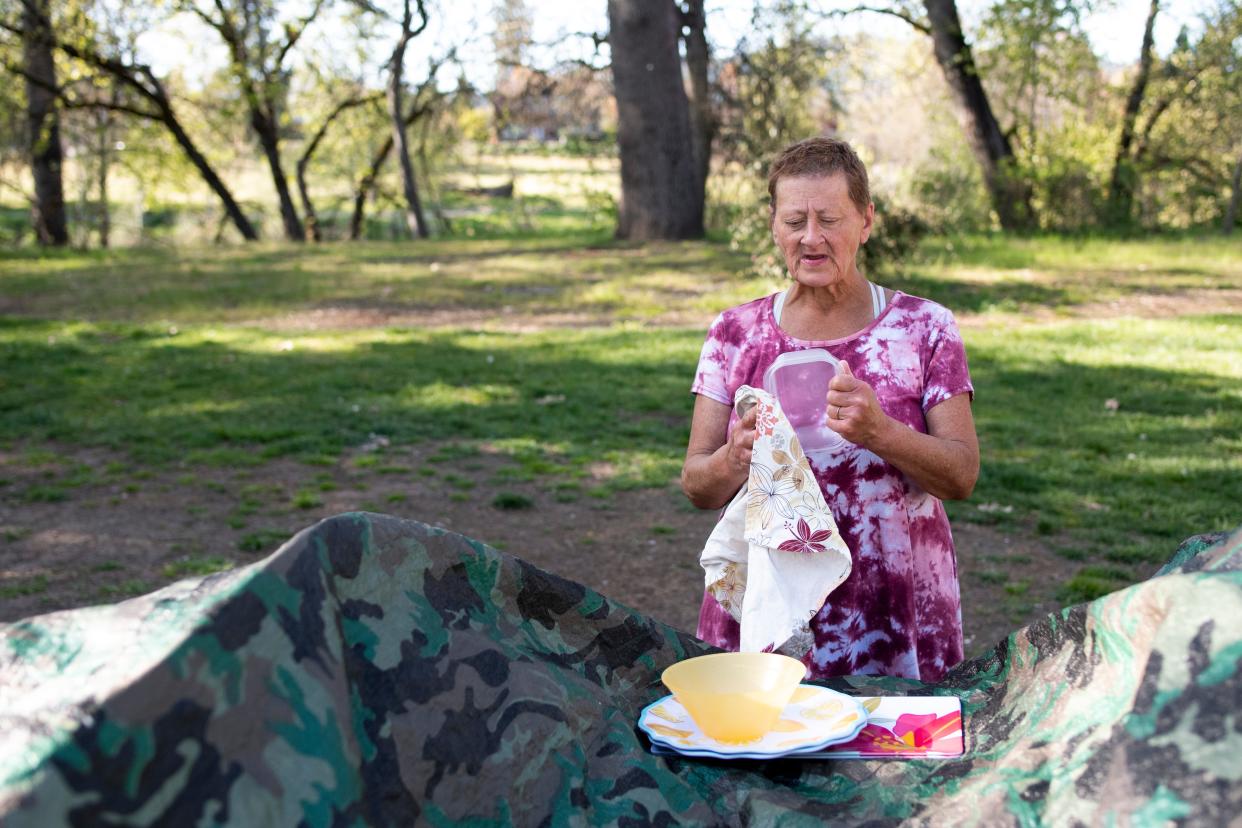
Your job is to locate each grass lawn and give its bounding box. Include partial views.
[1,226,1239,615]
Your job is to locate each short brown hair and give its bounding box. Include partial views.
[767,137,870,215]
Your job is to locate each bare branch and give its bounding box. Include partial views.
[1134,69,1206,162]
[62,97,161,120]
[540,29,608,52]
[810,3,930,34]
[1145,151,1222,186]
[298,90,384,172]
[560,57,610,72]
[1,54,63,95]
[409,0,429,38]
[2,49,164,121]
[276,0,328,66]
[347,0,387,20]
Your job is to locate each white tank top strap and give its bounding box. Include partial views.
[870,281,886,318]
[774,283,884,327]
[773,288,790,326]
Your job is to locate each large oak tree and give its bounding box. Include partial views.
[606,0,703,239]
[18,0,67,245]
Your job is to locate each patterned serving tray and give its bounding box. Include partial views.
[637,684,869,759]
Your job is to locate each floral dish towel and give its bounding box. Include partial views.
[699,385,852,656]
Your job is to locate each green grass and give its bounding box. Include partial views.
[96,579,151,599]
[901,234,1242,313]
[237,528,291,554]
[0,574,48,598]
[291,489,322,510]
[2,230,1240,596]
[162,555,234,579]
[951,313,1242,563]
[492,492,534,510]
[0,235,749,325]
[0,320,702,486]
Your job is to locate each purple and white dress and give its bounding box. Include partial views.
[691,290,974,682]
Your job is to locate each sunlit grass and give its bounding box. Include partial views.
[0,235,756,325]
[2,229,1240,596]
[953,313,1241,564]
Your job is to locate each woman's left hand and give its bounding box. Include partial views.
[825,361,891,447]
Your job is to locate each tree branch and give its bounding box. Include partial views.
[408,0,429,39]
[298,90,384,173]
[809,3,930,34]
[276,0,329,66]
[0,175,33,204]
[61,96,161,120]
[2,50,163,121]
[1133,70,1205,163]
[1,54,64,96]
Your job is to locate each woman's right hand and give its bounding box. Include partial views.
[682,395,756,510]
[723,405,758,476]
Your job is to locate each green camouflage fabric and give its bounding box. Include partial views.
[1,513,1239,826]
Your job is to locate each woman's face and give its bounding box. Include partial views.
[771,174,874,288]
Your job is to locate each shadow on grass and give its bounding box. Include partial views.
[2,320,1236,566]
[887,271,1071,313]
[968,348,1240,561]
[0,323,702,480]
[0,238,748,324]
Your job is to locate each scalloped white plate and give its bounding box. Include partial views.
[638,684,869,759]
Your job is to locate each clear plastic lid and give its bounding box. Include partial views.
[762,349,848,454]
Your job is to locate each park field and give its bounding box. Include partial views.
[1,230,1240,652]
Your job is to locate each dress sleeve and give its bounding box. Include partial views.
[690,312,734,406]
[921,309,974,413]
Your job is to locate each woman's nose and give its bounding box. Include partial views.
[801,218,825,245]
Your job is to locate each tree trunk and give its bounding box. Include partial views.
[160,108,258,241]
[96,107,110,248]
[1107,0,1159,223]
[23,27,260,242]
[296,94,379,243]
[350,134,395,241]
[251,105,305,241]
[21,0,68,246]
[682,0,714,196]
[349,87,439,240]
[1224,150,1242,235]
[387,36,429,239]
[922,0,1032,230]
[607,0,703,240]
[295,158,321,242]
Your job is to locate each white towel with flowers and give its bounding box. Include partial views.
[700,386,852,656]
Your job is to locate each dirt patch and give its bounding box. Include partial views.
[956,286,1242,329]
[230,284,1242,334]
[1,443,1067,659]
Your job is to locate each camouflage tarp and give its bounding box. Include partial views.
[1,512,1239,826]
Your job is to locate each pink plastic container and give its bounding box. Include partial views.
[762,349,847,454]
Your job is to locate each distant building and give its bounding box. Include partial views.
[491,64,615,143]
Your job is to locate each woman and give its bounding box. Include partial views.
[682,137,979,682]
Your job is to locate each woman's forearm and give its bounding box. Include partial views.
[869,417,978,500]
[681,446,747,510]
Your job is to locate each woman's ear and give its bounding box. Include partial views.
[859,201,875,245]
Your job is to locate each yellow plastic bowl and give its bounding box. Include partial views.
[661,652,807,743]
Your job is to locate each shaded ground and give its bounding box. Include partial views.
[0,441,1067,659]
[3,234,1235,663]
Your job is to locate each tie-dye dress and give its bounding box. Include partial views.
[691,291,974,682]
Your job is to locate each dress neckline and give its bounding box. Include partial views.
[766,290,904,347]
